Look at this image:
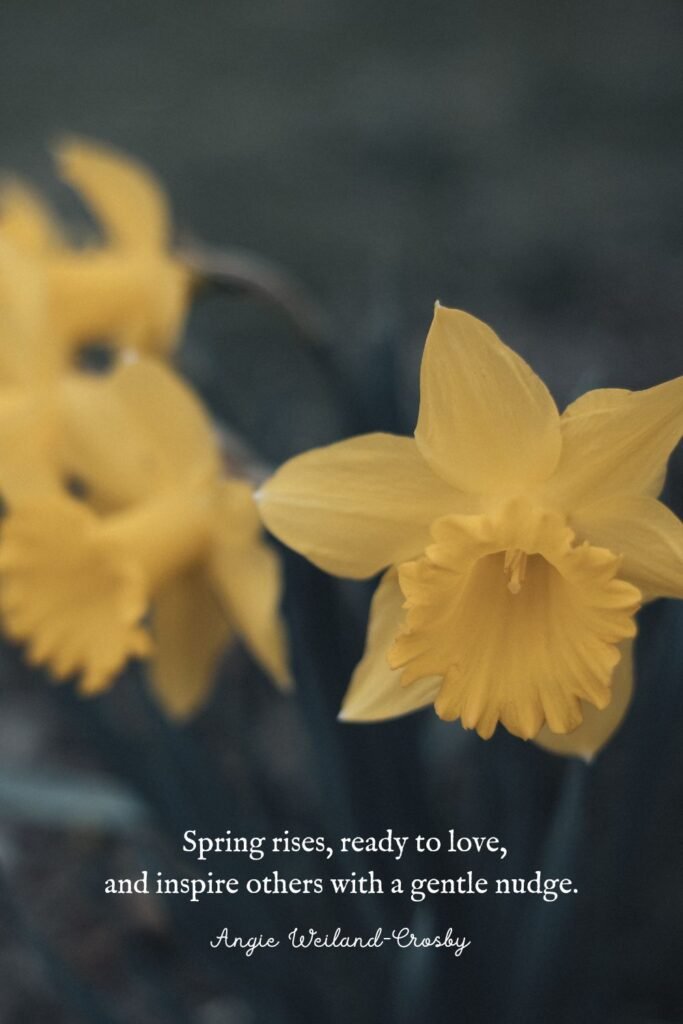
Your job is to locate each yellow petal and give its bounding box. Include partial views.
[572,495,683,600]
[47,255,189,359]
[258,433,475,579]
[534,640,634,760]
[58,357,220,510]
[389,501,641,740]
[0,239,56,384]
[57,139,170,250]
[211,481,291,688]
[0,392,62,499]
[415,306,561,494]
[148,567,232,719]
[563,388,630,415]
[0,181,62,253]
[548,379,683,507]
[102,486,213,592]
[339,569,440,721]
[0,497,152,694]
[216,477,263,544]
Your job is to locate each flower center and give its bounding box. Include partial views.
[503,548,527,594]
[388,499,641,740]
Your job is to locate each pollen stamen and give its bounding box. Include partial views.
[504,548,527,595]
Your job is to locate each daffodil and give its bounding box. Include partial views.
[0,151,289,718]
[0,354,290,717]
[258,305,683,754]
[0,139,190,366]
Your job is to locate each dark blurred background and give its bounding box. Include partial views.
[0,2,681,1022]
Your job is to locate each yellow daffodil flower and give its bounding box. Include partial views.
[0,139,190,366]
[0,354,290,718]
[258,305,683,754]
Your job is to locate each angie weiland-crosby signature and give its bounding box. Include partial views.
[210,927,471,957]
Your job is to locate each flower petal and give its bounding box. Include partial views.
[58,358,220,510]
[0,239,54,383]
[572,495,683,600]
[0,394,62,500]
[548,379,683,507]
[57,139,170,250]
[48,255,189,358]
[211,482,291,689]
[339,569,440,721]
[534,640,634,760]
[148,567,232,719]
[0,182,61,253]
[258,433,475,579]
[415,305,561,494]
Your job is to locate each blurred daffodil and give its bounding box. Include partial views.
[259,305,683,754]
[0,139,190,366]
[0,353,290,717]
